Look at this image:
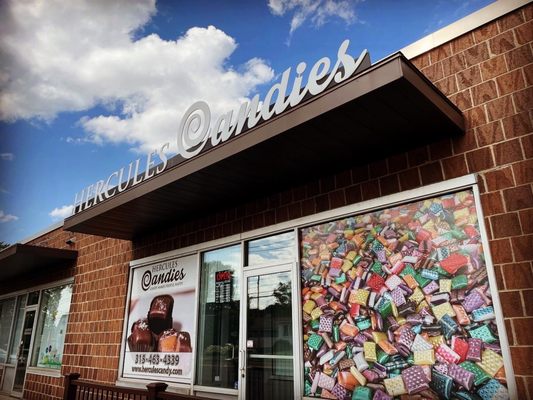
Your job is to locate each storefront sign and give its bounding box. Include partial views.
[73,142,170,213]
[177,40,369,159]
[72,40,369,214]
[122,254,198,384]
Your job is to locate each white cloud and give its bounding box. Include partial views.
[268,0,358,36]
[0,210,18,223]
[49,204,74,220]
[0,153,14,161]
[1,0,274,153]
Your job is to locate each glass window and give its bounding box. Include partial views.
[247,231,295,266]
[31,284,72,369]
[0,297,16,363]
[27,291,39,306]
[196,245,241,389]
[8,295,27,364]
[299,189,512,398]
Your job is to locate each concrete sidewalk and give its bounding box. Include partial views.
[0,394,18,400]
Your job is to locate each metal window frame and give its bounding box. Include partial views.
[119,174,517,399]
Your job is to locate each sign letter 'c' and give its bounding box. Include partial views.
[178,101,211,159]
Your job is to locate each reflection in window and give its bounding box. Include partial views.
[247,231,295,266]
[8,295,27,364]
[31,285,72,369]
[0,297,16,363]
[196,245,241,389]
[246,272,293,356]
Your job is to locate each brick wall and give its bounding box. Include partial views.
[9,229,132,399]
[6,4,532,399]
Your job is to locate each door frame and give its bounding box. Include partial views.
[238,262,302,400]
[11,304,39,398]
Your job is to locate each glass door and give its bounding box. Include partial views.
[240,265,295,400]
[12,310,36,395]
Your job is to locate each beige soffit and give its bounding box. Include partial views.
[401,0,530,60]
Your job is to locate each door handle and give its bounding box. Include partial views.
[240,349,246,378]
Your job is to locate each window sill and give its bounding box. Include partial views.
[25,367,62,378]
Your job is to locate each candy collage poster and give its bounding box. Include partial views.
[301,190,510,399]
[122,254,198,383]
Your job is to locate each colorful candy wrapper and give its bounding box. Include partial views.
[451,336,469,363]
[463,290,485,313]
[439,279,452,293]
[440,253,468,274]
[427,335,445,349]
[318,372,335,391]
[448,363,475,390]
[331,383,347,400]
[352,386,373,400]
[460,361,491,386]
[311,371,320,394]
[401,365,430,394]
[320,349,335,365]
[432,302,456,321]
[308,333,324,350]
[402,274,419,290]
[383,375,407,397]
[364,341,377,363]
[337,370,357,391]
[354,351,369,371]
[421,269,439,280]
[423,280,439,295]
[451,274,468,290]
[385,275,403,291]
[390,287,406,306]
[411,334,433,352]
[350,366,367,386]
[477,378,509,400]
[436,343,460,364]
[430,370,453,400]
[453,304,471,325]
[367,274,385,292]
[469,324,497,344]
[433,362,448,375]
[413,349,435,365]
[398,328,416,349]
[408,287,425,304]
[477,349,504,377]
[303,299,316,315]
[439,314,458,339]
[467,338,483,362]
[311,307,324,320]
[320,314,334,333]
[472,306,495,322]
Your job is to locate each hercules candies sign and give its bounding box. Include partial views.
[73,40,370,214]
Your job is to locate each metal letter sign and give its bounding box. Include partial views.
[73,40,370,214]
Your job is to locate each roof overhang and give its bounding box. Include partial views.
[64,52,464,240]
[0,244,78,281]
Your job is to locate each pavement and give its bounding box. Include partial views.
[0,394,18,400]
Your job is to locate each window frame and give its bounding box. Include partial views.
[120,174,517,399]
[29,283,73,371]
[0,277,74,379]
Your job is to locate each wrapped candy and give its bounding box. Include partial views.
[300,190,509,399]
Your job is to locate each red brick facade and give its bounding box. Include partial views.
[2,4,531,399]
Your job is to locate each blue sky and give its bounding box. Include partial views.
[0,0,494,244]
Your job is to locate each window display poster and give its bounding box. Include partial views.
[300,190,511,399]
[122,254,198,383]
